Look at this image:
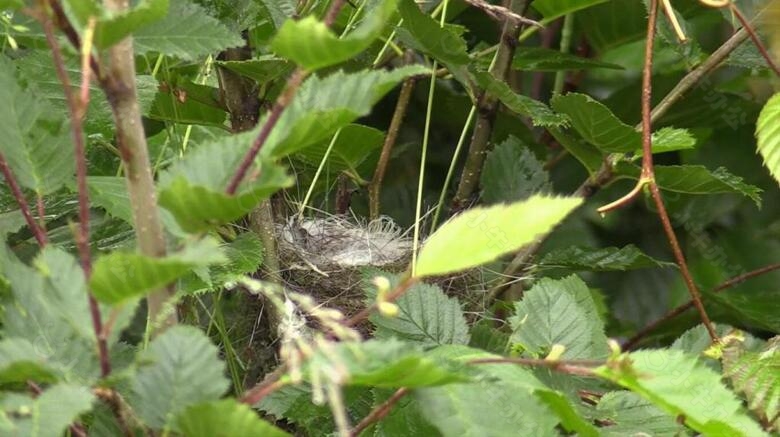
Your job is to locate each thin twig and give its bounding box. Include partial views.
[240,365,288,405]
[468,357,599,377]
[369,75,416,219]
[623,262,780,349]
[461,0,542,27]
[0,153,48,246]
[729,4,780,76]
[226,0,349,194]
[349,388,409,436]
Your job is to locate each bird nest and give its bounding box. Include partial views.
[276,215,413,311]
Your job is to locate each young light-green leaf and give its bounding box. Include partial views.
[756,92,780,186]
[414,195,582,278]
[271,0,397,70]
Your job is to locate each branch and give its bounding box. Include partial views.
[225,0,349,194]
[623,262,780,349]
[100,0,176,335]
[369,74,416,219]
[40,5,110,376]
[240,365,288,405]
[349,388,409,437]
[0,153,47,246]
[451,0,530,211]
[729,3,780,76]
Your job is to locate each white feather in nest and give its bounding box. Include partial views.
[279,215,412,271]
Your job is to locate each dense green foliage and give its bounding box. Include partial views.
[1,0,779,435]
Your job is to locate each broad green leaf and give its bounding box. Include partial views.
[0,384,95,437]
[175,400,290,437]
[535,390,599,437]
[0,58,72,195]
[0,210,25,237]
[468,322,509,355]
[396,0,471,84]
[414,195,582,278]
[90,237,227,304]
[363,270,470,346]
[0,246,99,381]
[271,0,397,70]
[596,391,688,436]
[211,232,264,283]
[614,163,763,206]
[0,338,58,384]
[259,65,427,159]
[87,176,133,224]
[148,83,228,127]
[509,275,609,359]
[756,92,780,186]
[414,346,559,437]
[217,55,292,84]
[595,349,768,437]
[370,388,440,436]
[532,0,609,20]
[158,133,294,232]
[480,136,550,204]
[650,127,697,154]
[539,245,675,271]
[134,0,243,60]
[63,0,170,49]
[295,124,384,176]
[131,326,229,429]
[547,125,604,175]
[722,336,780,428]
[475,71,569,127]
[551,92,640,153]
[512,47,623,71]
[306,339,470,388]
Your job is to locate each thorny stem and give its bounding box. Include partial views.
[226,0,349,194]
[0,153,47,246]
[102,0,176,336]
[489,22,753,304]
[451,0,529,211]
[349,388,410,436]
[369,75,416,220]
[623,262,780,349]
[40,6,110,376]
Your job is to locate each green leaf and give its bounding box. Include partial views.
[0,338,58,384]
[259,66,426,159]
[175,399,290,437]
[0,246,99,381]
[756,92,780,186]
[63,0,170,49]
[480,136,550,204]
[468,322,509,355]
[614,163,763,206]
[475,71,569,127]
[596,391,688,436]
[509,275,609,359]
[370,389,440,436]
[158,133,294,232]
[134,0,243,60]
[0,58,73,195]
[535,390,600,437]
[594,349,767,437]
[547,125,604,175]
[512,47,623,71]
[148,83,228,127]
[363,270,470,346]
[87,176,133,224]
[306,339,470,388]
[539,245,675,271]
[722,337,780,429]
[295,124,384,176]
[551,92,640,153]
[131,326,229,429]
[414,346,559,437]
[0,210,25,237]
[211,233,264,283]
[651,127,697,154]
[414,195,582,278]
[216,55,292,84]
[532,0,609,20]
[0,384,95,437]
[90,237,227,304]
[271,0,397,70]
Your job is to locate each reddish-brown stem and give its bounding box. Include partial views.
[40,5,110,377]
[345,277,418,327]
[0,153,48,246]
[468,357,599,377]
[369,75,416,219]
[624,262,780,349]
[349,388,410,437]
[730,4,780,77]
[226,0,349,194]
[240,365,288,405]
